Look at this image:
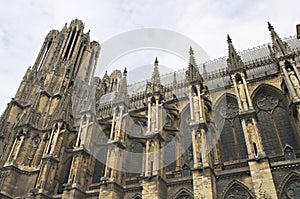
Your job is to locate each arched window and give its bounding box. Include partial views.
[174,188,193,199]
[279,172,300,199]
[92,148,107,183]
[215,94,248,162]
[253,85,299,156]
[57,156,72,194]
[164,135,176,171]
[222,180,254,199]
[132,193,142,199]
[125,142,143,178]
[180,107,194,168]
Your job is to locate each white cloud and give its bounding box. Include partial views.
[0,0,300,113]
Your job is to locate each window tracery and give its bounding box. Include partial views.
[254,86,299,156]
[281,179,300,199]
[215,95,248,162]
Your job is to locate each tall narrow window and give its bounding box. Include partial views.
[215,94,248,162]
[164,135,176,171]
[253,85,299,156]
[125,142,143,178]
[37,39,52,71]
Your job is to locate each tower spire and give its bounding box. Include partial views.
[186,47,202,83]
[227,34,244,71]
[268,21,290,56]
[202,64,207,79]
[113,68,129,107]
[151,57,161,85]
[189,46,197,67]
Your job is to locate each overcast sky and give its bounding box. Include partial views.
[0,0,300,113]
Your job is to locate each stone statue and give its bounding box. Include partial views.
[288,68,300,97]
[237,81,248,110]
[246,122,261,158]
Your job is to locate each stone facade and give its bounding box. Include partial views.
[1,19,300,199]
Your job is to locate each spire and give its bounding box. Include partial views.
[268,21,290,56]
[227,34,232,43]
[227,34,244,71]
[113,68,129,107]
[189,46,197,67]
[151,57,161,85]
[173,72,177,87]
[202,64,207,79]
[186,47,202,83]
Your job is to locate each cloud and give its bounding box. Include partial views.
[0,0,300,113]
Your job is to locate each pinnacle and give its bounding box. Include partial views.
[268,21,274,31]
[227,34,232,44]
[189,46,194,55]
[154,57,159,65]
[123,67,127,76]
[151,57,161,85]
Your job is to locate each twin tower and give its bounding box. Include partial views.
[1,19,300,199]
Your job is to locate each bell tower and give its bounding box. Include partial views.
[0,20,100,199]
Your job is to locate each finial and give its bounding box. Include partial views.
[268,21,274,31]
[203,64,207,73]
[154,57,159,65]
[189,46,194,55]
[123,67,127,76]
[227,34,232,44]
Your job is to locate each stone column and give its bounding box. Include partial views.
[6,137,18,163]
[117,106,124,139]
[50,122,62,154]
[241,73,253,109]
[147,100,151,133]
[81,115,90,145]
[141,176,167,199]
[196,85,204,121]
[155,97,159,131]
[75,116,84,147]
[110,108,116,140]
[248,159,278,199]
[145,140,150,176]
[232,76,243,111]
[13,132,26,161]
[188,86,194,122]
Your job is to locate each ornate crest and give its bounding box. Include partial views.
[220,103,239,119]
[256,95,279,111]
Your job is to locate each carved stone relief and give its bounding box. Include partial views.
[220,103,239,119]
[256,95,279,111]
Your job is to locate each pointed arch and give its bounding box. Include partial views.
[178,104,193,168]
[125,142,143,178]
[221,180,254,199]
[252,83,300,156]
[214,93,248,162]
[57,155,73,194]
[251,83,285,103]
[92,147,107,183]
[132,193,142,199]
[213,92,238,111]
[278,171,300,199]
[164,134,176,171]
[173,187,194,199]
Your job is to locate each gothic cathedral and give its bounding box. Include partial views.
[1,19,300,199]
